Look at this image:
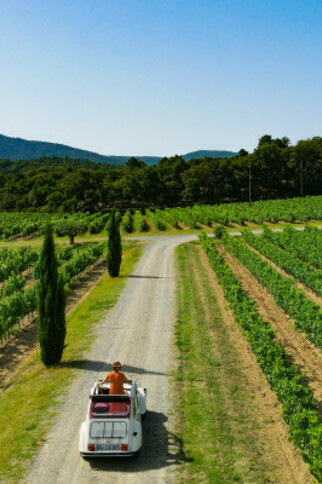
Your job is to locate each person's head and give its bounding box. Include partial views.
[112,361,122,372]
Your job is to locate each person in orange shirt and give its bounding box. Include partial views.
[98,361,132,394]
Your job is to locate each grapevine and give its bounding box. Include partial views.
[221,231,322,349]
[200,232,322,481]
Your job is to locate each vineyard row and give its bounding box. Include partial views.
[242,229,322,296]
[0,195,321,239]
[0,243,104,340]
[263,225,322,270]
[221,231,322,350]
[200,232,322,481]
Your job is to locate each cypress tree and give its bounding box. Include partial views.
[38,224,66,366]
[107,209,122,277]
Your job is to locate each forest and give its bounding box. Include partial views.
[0,135,320,213]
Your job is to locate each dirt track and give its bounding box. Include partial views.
[27,235,195,484]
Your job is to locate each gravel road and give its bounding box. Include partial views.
[27,235,196,484]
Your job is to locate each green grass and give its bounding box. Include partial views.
[174,242,275,483]
[0,240,142,483]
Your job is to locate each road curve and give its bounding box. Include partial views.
[27,235,196,484]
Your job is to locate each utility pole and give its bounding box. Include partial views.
[300,159,303,197]
[249,164,252,203]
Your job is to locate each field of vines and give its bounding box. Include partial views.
[0,195,321,480]
[0,195,321,240]
[199,224,322,481]
[1,196,320,341]
[0,242,104,341]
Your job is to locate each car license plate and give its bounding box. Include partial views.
[95,443,120,451]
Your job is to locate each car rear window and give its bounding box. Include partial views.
[91,400,130,418]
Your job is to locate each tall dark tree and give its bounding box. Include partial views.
[107,209,122,277]
[38,224,66,366]
[289,137,322,197]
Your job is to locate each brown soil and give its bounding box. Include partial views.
[244,221,259,226]
[218,245,322,419]
[197,222,211,230]
[143,215,154,232]
[244,240,322,307]
[177,221,189,230]
[197,246,314,483]
[0,259,106,387]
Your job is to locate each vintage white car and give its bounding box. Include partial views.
[79,380,147,457]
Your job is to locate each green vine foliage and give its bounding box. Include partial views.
[146,209,167,231]
[242,229,322,296]
[222,231,322,350]
[199,231,322,481]
[263,225,322,270]
[0,243,104,341]
[134,210,148,232]
[0,247,38,282]
[121,211,133,233]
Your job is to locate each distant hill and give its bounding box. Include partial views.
[181,150,237,161]
[0,134,131,165]
[0,134,237,166]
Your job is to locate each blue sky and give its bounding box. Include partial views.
[0,0,321,156]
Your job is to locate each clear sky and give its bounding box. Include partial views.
[0,0,321,156]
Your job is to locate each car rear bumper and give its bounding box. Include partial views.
[80,451,134,458]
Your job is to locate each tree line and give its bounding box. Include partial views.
[0,156,116,174]
[0,135,321,213]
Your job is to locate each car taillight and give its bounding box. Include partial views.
[88,444,95,451]
[121,444,128,451]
